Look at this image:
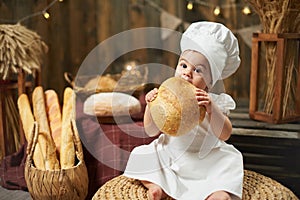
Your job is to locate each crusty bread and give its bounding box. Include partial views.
[85,75,117,92]
[17,94,45,170]
[45,90,62,155]
[32,86,60,170]
[17,94,35,142]
[60,87,75,169]
[149,77,206,136]
[83,92,141,117]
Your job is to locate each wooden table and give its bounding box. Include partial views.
[228,105,300,197]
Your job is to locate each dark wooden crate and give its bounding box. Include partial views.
[249,33,300,123]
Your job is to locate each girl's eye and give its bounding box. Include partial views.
[182,64,187,68]
[194,68,202,73]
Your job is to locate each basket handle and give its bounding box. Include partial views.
[64,72,75,88]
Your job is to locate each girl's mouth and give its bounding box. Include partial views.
[181,75,191,82]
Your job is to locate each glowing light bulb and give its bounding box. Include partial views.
[213,6,221,16]
[126,65,133,71]
[242,6,251,15]
[58,0,63,2]
[43,11,50,19]
[187,1,193,10]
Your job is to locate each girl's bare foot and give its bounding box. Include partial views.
[206,190,231,200]
[148,185,163,200]
[141,180,167,200]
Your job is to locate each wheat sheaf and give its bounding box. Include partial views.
[0,24,48,80]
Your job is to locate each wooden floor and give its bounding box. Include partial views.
[228,104,300,198]
[0,186,31,200]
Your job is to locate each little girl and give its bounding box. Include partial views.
[124,21,244,200]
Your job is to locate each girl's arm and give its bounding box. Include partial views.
[196,89,232,141]
[207,101,232,141]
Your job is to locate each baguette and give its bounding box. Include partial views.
[45,90,62,155]
[17,94,35,142]
[60,87,75,169]
[32,86,60,170]
[17,94,45,170]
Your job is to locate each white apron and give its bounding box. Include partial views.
[123,93,244,200]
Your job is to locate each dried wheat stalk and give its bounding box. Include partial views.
[246,0,300,117]
[0,23,48,80]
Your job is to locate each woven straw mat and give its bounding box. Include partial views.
[92,170,298,200]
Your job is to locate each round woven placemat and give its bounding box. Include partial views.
[92,170,299,200]
[243,170,298,200]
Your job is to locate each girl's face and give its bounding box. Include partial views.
[175,50,212,90]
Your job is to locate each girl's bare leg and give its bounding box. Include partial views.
[141,180,167,200]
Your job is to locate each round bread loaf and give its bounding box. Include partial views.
[149,77,206,136]
[85,75,117,92]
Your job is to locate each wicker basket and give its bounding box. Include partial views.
[25,120,89,200]
[93,170,299,200]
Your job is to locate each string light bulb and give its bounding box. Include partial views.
[58,0,63,2]
[242,6,251,15]
[213,6,221,16]
[43,11,50,19]
[187,1,193,10]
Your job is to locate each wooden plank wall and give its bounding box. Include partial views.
[0,0,259,101]
[1,1,300,197]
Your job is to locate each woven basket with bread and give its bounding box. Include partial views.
[64,72,146,98]
[17,87,88,200]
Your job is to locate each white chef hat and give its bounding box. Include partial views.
[180,21,240,87]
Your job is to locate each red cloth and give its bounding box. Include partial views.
[0,143,27,191]
[76,94,156,199]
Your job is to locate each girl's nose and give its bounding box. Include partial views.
[183,65,192,77]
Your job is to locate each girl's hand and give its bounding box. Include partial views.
[195,88,212,114]
[195,88,233,141]
[145,88,158,104]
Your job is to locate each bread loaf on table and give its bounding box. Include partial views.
[32,86,60,170]
[45,90,62,155]
[60,87,75,169]
[85,75,117,92]
[17,94,45,170]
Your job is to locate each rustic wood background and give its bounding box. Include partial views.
[0,0,261,156]
[2,1,300,197]
[0,0,260,102]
